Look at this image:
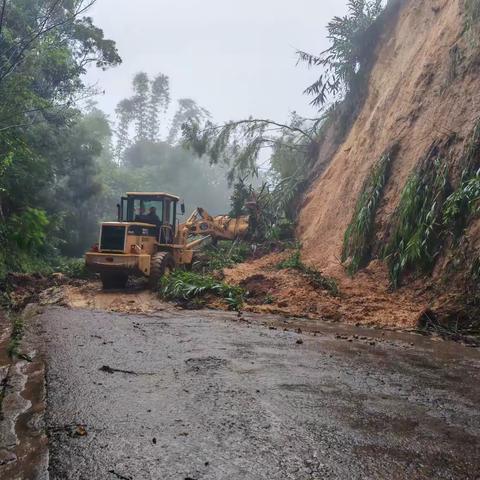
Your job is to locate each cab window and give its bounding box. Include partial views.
[127,198,164,223]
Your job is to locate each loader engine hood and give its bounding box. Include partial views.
[99,222,157,253]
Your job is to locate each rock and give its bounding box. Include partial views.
[51,272,66,283]
[296,339,304,345]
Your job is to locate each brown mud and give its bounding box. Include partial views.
[224,252,427,329]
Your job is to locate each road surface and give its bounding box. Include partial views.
[33,307,480,479]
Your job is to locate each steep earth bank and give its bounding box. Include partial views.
[228,0,480,330]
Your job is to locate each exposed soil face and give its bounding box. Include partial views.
[300,0,478,274]
[219,0,480,331]
[294,0,480,316]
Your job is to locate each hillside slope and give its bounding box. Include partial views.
[225,0,480,331]
[299,0,479,277]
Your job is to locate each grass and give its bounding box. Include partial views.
[383,154,448,288]
[160,270,245,311]
[465,0,480,44]
[277,249,339,296]
[342,148,396,275]
[7,315,24,358]
[277,249,303,270]
[53,257,92,279]
[442,120,480,236]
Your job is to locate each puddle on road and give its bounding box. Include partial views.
[61,281,169,315]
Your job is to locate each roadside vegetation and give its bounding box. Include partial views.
[342,147,397,275]
[277,248,339,296]
[384,152,449,288]
[341,116,480,291]
[159,271,245,311]
[193,241,251,273]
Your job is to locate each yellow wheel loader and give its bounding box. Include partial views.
[85,192,249,289]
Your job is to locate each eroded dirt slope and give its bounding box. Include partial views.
[299,0,480,275]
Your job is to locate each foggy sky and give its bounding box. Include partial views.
[84,0,348,123]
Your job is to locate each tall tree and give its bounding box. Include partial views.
[132,72,150,141]
[168,98,210,145]
[297,0,384,107]
[115,98,135,160]
[147,73,170,142]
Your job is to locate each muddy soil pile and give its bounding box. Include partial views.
[224,253,428,328]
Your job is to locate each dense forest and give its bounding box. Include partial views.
[0,0,232,276]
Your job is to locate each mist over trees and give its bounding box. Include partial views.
[105,71,231,215]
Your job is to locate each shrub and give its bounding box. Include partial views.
[383,155,448,288]
[54,257,92,279]
[194,241,250,272]
[277,249,339,296]
[443,169,480,236]
[160,270,245,310]
[8,208,49,252]
[342,148,396,275]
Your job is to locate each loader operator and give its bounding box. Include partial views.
[135,205,147,222]
[145,206,161,226]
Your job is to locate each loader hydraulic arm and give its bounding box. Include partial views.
[176,207,249,249]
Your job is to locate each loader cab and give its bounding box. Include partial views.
[118,192,181,244]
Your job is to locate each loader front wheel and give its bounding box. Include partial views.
[100,272,128,290]
[149,252,175,288]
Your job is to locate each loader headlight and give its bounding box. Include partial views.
[131,244,141,254]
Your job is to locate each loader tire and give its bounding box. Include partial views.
[149,252,175,288]
[100,272,128,290]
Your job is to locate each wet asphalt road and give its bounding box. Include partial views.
[36,307,480,480]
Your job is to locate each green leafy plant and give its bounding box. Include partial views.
[7,315,24,358]
[194,241,250,272]
[383,154,448,288]
[342,148,395,275]
[160,271,245,310]
[297,0,385,107]
[54,257,92,279]
[443,169,480,236]
[8,208,49,253]
[442,119,480,236]
[277,249,303,270]
[277,249,339,296]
